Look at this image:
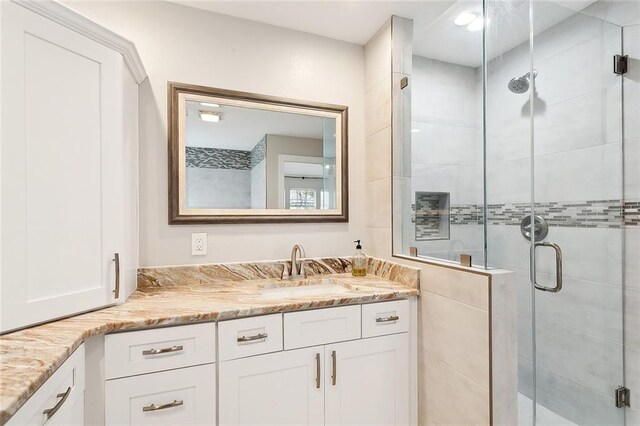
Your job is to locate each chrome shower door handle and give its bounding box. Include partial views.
[531,242,563,293]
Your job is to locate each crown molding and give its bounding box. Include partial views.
[13,0,148,84]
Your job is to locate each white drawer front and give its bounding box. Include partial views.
[7,344,85,426]
[218,313,283,361]
[105,322,216,380]
[105,363,216,426]
[362,299,409,338]
[284,305,361,350]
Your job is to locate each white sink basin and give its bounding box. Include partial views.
[260,280,352,299]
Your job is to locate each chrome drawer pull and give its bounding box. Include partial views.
[43,387,72,420]
[142,345,183,356]
[315,353,321,389]
[113,253,120,299]
[237,332,268,343]
[331,350,337,386]
[376,315,399,323]
[142,399,184,412]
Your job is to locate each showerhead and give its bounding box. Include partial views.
[508,70,538,94]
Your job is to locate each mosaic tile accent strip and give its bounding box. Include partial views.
[186,146,251,170]
[486,200,627,228]
[624,200,639,227]
[415,192,450,240]
[250,136,266,168]
[411,199,638,228]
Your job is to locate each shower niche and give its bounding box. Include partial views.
[414,192,450,241]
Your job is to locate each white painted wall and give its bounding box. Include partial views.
[63,0,365,266]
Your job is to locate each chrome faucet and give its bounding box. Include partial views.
[283,244,307,280]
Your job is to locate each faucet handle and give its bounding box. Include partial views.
[299,259,310,279]
[280,262,290,280]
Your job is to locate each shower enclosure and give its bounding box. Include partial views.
[395,0,638,424]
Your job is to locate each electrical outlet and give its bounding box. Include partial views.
[191,233,207,256]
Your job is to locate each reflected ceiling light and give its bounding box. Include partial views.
[467,16,489,31]
[200,102,220,107]
[454,12,476,26]
[199,111,222,122]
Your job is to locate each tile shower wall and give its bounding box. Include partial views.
[485,9,626,424]
[186,140,265,209]
[409,56,484,263]
[622,20,640,426]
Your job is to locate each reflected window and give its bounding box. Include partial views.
[289,188,317,209]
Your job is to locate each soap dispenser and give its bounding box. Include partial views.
[351,240,367,277]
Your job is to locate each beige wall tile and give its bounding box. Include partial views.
[422,351,490,425]
[366,127,392,182]
[391,16,413,75]
[364,20,391,91]
[366,178,392,229]
[366,226,392,259]
[392,72,411,178]
[490,271,518,426]
[365,74,392,137]
[423,291,490,389]
[421,263,489,310]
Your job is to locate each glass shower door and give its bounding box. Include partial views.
[484,1,626,424]
[528,4,625,425]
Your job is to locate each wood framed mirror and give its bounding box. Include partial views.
[168,82,348,224]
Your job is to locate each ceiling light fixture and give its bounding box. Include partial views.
[411,129,420,133]
[467,16,489,32]
[454,12,476,26]
[200,102,220,108]
[199,111,222,122]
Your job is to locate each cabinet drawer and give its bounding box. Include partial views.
[218,313,283,361]
[7,344,85,426]
[105,322,216,380]
[361,299,409,338]
[284,305,361,350]
[105,363,216,426]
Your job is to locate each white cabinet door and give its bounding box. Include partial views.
[325,334,410,426]
[0,1,124,333]
[105,363,216,426]
[219,347,324,426]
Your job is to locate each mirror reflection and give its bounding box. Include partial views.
[183,99,338,210]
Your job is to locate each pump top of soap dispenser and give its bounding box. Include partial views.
[354,240,362,249]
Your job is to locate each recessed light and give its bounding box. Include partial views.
[199,111,221,122]
[411,129,420,133]
[467,16,488,32]
[200,102,220,108]
[454,12,476,26]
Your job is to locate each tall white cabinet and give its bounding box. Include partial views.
[0,0,146,333]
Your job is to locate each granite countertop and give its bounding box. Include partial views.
[0,265,418,425]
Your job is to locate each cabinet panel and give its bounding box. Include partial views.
[7,344,85,426]
[105,322,216,379]
[0,1,124,332]
[284,305,361,350]
[325,334,409,426]
[219,347,324,426]
[361,299,409,338]
[105,363,215,426]
[218,313,283,361]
